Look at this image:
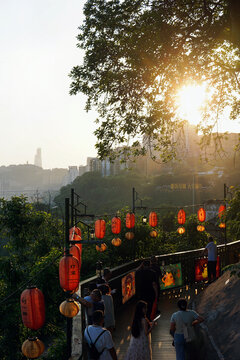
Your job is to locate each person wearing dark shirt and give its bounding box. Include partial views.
[150,255,162,315]
[135,260,157,320]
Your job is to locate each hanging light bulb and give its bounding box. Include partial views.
[142,216,147,224]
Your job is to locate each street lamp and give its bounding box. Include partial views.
[96,260,103,278]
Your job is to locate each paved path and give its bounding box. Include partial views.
[113,284,205,360]
[113,295,179,360]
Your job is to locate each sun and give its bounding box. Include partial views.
[176,84,207,126]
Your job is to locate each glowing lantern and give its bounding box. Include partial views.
[20,287,45,330]
[197,208,206,222]
[96,243,107,252]
[149,212,158,227]
[219,223,226,228]
[111,217,121,234]
[178,209,186,225]
[177,227,185,234]
[150,230,158,238]
[125,232,134,240]
[59,298,79,318]
[22,337,45,359]
[59,254,80,292]
[111,238,122,247]
[95,219,106,239]
[197,225,205,232]
[218,205,226,218]
[126,213,135,229]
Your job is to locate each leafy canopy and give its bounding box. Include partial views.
[70,0,240,161]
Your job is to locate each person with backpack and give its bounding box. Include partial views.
[170,298,204,360]
[84,310,118,360]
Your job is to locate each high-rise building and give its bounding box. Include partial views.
[34,148,42,168]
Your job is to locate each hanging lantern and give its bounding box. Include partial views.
[22,337,45,359]
[219,223,226,228]
[150,230,158,238]
[111,217,121,234]
[178,209,186,225]
[111,238,122,247]
[96,243,107,252]
[69,226,82,241]
[142,215,147,224]
[197,208,206,222]
[125,232,134,240]
[149,212,158,227]
[69,245,81,270]
[218,204,226,218]
[177,226,185,234]
[59,254,80,292]
[197,225,205,232]
[95,219,106,239]
[20,287,45,330]
[126,213,135,229]
[59,298,79,318]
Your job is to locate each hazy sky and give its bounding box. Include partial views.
[0,0,97,169]
[0,1,239,170]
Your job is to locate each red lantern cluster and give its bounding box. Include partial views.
[111,217,121,234]
[20,287,45,330]
[59,254,80,292]
[95,219,106,239]
[126,213,135,229]
[149,212,158,227]
[178,209,186,225]
[197,208,206,222]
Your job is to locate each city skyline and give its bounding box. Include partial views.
[0,1,239,170]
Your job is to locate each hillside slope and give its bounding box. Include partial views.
[196,268,240,360]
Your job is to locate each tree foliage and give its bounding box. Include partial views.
[70,0,240,161]
[0,197,65,360]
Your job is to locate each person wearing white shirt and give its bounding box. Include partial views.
[203,237,217,283]
[84,310,117,360]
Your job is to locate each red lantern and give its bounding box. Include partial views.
[20,287,45,330]
[149,212,158,227]
[69,245,81,272]
[111,217,121,234]
[95,219,106,239]
[59,254,80,292]
[126,213,135,229]
[218,205,226,218]
[197,208,206,222]
[69,227,82,241]
[178,209,186,225]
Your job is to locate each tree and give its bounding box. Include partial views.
[0,197,65,359]
[70,0,240,162]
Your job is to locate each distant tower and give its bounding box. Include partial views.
[34,148,42,168]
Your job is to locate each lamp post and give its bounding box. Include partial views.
[132,188,147,258]
[96,260,103,279]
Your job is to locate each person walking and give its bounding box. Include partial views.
[84,310,118,360]
[124,301,155,360]
[170,298,204,360]
[203,236,217,283]
[98,284,115,334]
[135,260,157,320]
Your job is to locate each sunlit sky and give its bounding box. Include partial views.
[0,0,97,169]
[0,2,239,170]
